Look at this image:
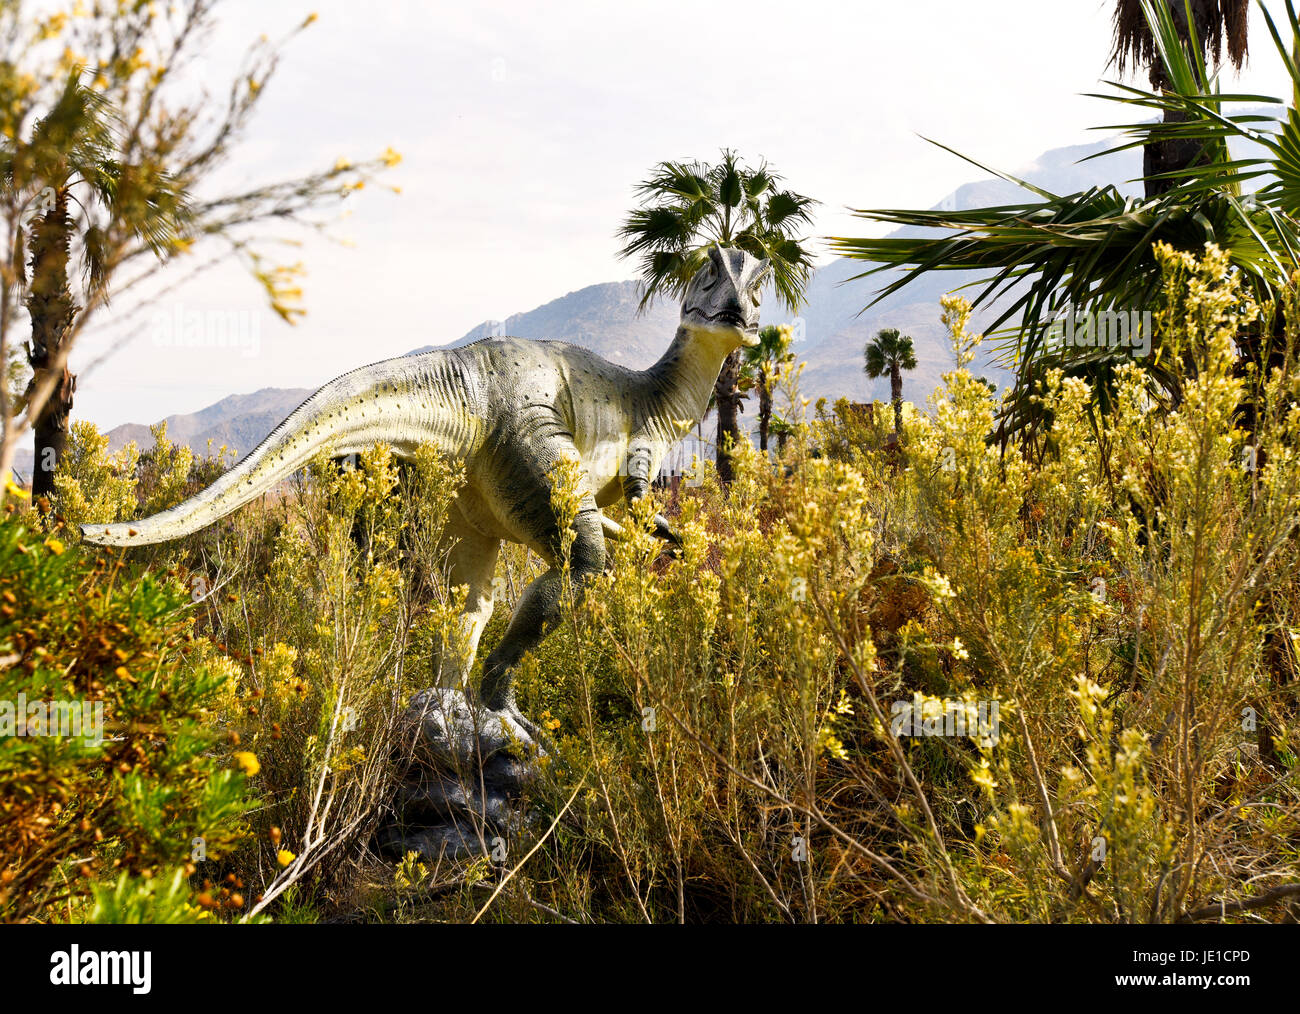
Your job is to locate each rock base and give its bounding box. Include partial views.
[377,688,545,861]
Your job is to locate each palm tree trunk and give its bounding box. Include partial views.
[26,187,78,501]
[1144,0,1214,198]
[715,348,743,484]
[1144,113,1205,197]
[758,367,772,453]
[890,365,903,437]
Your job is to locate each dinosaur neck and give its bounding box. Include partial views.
[644,324,737,437]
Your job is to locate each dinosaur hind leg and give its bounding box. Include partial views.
[478,440,606,716]
[480,514,604,714]
[436,512,501,691]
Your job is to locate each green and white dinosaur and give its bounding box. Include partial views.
[81,246,769,724]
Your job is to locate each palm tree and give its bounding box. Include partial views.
[864,327,917,437]
[618,149,816,483]
[1110,0,1250,197]
[7,73,188,500]
[742,323,794,453]
[830,0,1298,447]
[770,414,794,454]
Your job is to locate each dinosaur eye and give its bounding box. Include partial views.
[751,286,762,307]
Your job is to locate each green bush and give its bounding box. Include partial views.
[0,508,253,923]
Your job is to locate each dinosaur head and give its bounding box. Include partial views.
[680,246,769,348]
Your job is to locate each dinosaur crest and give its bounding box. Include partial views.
[681,246,769,346]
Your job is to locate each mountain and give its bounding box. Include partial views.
[102,387,315,459]
[18,133,1146,477]
[10,388,312,483]
[403,257,1016,409]
[408,280,680,370]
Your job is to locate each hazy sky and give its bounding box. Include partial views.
[72,0,1297,430]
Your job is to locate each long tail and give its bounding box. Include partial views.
[80,352,481,547]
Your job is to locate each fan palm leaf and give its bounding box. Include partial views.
[618,150,817,482]
[829,0,1300,443]
[618,148,817,312]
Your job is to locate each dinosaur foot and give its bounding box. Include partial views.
[378,688,546,862]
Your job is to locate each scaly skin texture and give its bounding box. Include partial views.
[81,247,768,722]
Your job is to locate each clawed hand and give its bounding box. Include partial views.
[599,510,683,559]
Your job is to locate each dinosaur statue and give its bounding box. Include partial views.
[81,245,769,729]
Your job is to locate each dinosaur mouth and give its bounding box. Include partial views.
[690,307,752,330]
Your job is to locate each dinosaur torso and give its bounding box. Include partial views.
[299,332,718,548]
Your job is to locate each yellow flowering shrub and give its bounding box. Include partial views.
[51,420,140,526]
[33,245,1300,924]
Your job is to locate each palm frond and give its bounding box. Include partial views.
[830,0,1300,443]
[619,149,817,314]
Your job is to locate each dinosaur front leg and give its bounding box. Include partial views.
[622,442,683,556]
[599,507,679,560]
[650,513,683,554]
